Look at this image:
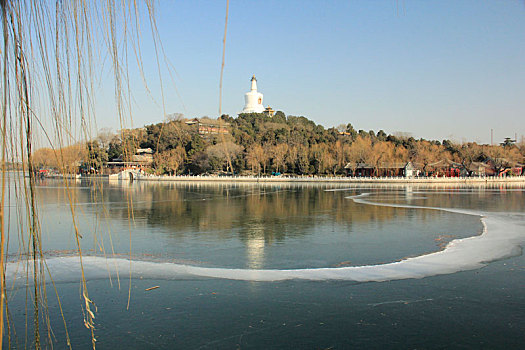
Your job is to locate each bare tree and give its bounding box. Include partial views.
[166,113,185,122]
[412,141,443,174]
[271,143,289,173]
[310,143,334,174]
[246,146,262,174]
[333,140,348,174]
[207,141,244,173]
[457,142,483,169]
[348,136,372,164]
[390,144,409,163]
[296,145,310,174]
[96,128,115,150]
[154,147,186,175]
[369,141,394,176]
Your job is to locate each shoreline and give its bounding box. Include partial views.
[126,174,525,184]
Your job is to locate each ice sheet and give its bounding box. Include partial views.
[6,193,524,283]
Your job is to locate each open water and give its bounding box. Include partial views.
[3,179,525,349]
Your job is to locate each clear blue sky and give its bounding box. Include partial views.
[96,0,525,144]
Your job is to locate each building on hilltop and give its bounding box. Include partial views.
[185,118,229,136]
[242,75,265,113]
[264,106,275,117]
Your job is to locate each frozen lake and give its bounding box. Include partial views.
[4,180,525,349]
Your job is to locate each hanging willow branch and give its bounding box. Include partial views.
[0,1,167,348]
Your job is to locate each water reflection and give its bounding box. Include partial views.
[244,225,266,269]
[101,182,414,232]
[4,177,525,350]
[23,179,525,269]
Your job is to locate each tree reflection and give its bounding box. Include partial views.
[33,180,525,259]
[75,181,525,241]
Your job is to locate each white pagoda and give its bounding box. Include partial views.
[242,75,265,113]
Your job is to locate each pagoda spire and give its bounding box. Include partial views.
[242,75,265,113]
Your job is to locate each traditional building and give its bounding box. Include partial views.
[105,148,153,174]
[132,148,154,163]
[242,75,265,113]
[345,162,415,177]
[185,118,229,136]
[264,106,275,117]
[424,159,463,177]
[468,161,492,176]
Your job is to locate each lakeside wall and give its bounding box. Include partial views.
[131,174,525,184]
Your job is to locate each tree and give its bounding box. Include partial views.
[166,112,185,122]
[369,141,394,176]
[186,133,206,157]
[296,145,311,174]
[120,128,146,161]
[108,135,123,161]
[154,147,186,175]
[145,121,189,153]
[358,130,369,138]
[206,142,244,173]
[246,147,262,174]
[345,123,357,140]
[310,143,334,174]
[189,152,211,174]
[286,146,299,173]
[271,143,289,173]
[32,148,56,169]
[484,145,522,175]
[97,128,114,150]
[412,141,443,174]
[273,111,286,123]
[246,144,268,175]
[456,142,483,170]
[219,114,234,123]
[393,144,409,163]
[86,141,108,171]
[348,136,372,164]
[321,147,337,175]
[333,140,348,174]
[484,146,508,175]
[376,130,387,141]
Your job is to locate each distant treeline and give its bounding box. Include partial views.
[33,112,525,176]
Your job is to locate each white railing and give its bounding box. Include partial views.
[133,174,525,183]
